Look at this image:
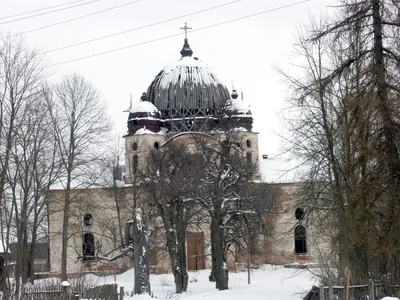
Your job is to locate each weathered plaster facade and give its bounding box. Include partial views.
[46,38,330,278]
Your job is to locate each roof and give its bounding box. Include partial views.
[130,100,159,115]
[134,127,166,136]
[8,243,48,261]
[227,97,252,116]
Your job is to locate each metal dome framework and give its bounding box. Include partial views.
[146,39,231,133]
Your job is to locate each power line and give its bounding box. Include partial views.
[0,0,100,25]
[48,0,310,68]
[0,0,86,20]
[41,0,243,55]
[11,0,145,37]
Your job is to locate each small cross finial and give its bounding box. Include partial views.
[180,22,192,40]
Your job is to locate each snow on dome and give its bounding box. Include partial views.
[158,56,221,89]
[130,101,158,114]
[147,55,230,114]
[227,97,252,116]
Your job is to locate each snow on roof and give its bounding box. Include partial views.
[134,127,166,136]
[231,127,248,132]
[227,98,251,115]
[130,101,158,114]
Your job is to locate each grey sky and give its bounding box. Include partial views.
[2,0,336,158]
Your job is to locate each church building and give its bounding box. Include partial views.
[47,27,327,276]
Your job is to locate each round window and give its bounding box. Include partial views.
[83,213,94,226]
[295,208,304,220]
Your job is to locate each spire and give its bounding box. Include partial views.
[179,22,193,57]
[123,93,133,112]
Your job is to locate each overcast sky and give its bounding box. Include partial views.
[2,0,337,158]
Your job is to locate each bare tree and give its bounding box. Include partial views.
[191,129,265,290]
[7,85,61,290]
[46,73,111,281]
[142,142,202,293]
[278,0,400,284]
[124,138,151,295]
[0,35,51,295]
[98,136,126,247]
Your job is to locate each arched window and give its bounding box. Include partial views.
[246,139,252,148]
[295,208,304,220]
[82,233,95,260]
[132,142,138,151]
[294,225,307,254]
[154,142,159,150]
[125,221,134,245]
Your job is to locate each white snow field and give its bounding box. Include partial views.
[81,265,317,300]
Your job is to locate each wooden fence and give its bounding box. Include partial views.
[21,284,124,300]
[315,282,400,300]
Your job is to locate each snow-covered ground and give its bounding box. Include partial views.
[81,265,317,300]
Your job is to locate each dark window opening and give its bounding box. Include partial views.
[294,225,307,254]
[154,142,159,150]
[82,233,95,260]
[125,221,134,245]
[132,142,138,151]
[133,120,138,125]
[246,139,252,148]
[132,155,138,174]
[83,213,93,226]
[295,208,304,220]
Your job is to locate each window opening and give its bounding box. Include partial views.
[294,225,307,254]
[83,213,93,226]
[82,233,95,260]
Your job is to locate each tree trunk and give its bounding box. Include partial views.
[176,201,188,292]
[209,227,217,282]
[171,250,184,294]
[166,227,188,293]
[211,218,228,290]
[61,180,72,281]
[133,208,151,295]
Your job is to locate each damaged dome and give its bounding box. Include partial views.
[146,39,230,133]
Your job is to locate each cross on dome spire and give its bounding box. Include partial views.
[180,22,192,40]
[179,22,193,57]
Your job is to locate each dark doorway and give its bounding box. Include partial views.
[187,232,205,270]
